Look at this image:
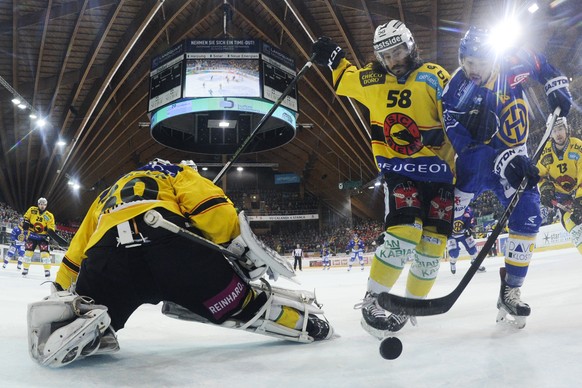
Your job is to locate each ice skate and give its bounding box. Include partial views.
[496,268,530,329]
[22,268,28,277]
[358,293,415,339]
[44,270,51,278]
[450,261,456,274]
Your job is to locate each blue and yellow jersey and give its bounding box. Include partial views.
[56,160,240,289]
[537,137,582,198]
[24,206,56,236]
[443,48,564,154]
[332,59,454,184]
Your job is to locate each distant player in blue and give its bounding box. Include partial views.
[443,26,571,328]
[446,206,485,274]
[320,242,331,270]
[346,234,365,271]
[3,219,27,270]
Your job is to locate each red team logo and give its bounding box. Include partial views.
[384,113,423,155]
[428,189,453,222]
[393,182,421,209]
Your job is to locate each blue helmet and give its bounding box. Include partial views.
[459,26,492,63]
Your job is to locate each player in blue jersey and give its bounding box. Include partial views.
[320,242,331,270]
[446,206,485,274]
[346,234,365,271]
[442,26,571,328]
[2,218,27,270]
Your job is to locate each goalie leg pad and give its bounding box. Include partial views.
[162,280,332,343]
[27,291,118,367]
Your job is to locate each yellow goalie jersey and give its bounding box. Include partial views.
[537,137,582,198]
[332,59,454,184]
[56,161,240,289]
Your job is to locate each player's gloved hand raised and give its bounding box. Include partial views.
[504,154,540,189]
[545,76,571,117]
[539,180,556,208]
[312,37,345,70]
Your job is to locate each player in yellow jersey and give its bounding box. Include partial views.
[538,117,582,252]
[312,20,454,337]
[22,197,59,278]
[26,159,333,368]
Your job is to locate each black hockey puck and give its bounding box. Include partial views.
[379,337,403,360]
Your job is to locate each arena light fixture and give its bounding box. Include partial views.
[489,20,522,55]
[528,3,539,13]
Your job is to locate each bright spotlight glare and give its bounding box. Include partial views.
[489,21,522,54]
[56,140,67,147]
[218,121,230,127]
[29,113,37,119]
[73,183,81,190]
[17,104,26,109]
[11,98,20,105]
[236,167,243,172]
[37,119,46,127]
[528,3,539,13]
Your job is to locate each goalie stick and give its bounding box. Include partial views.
[212,55,316,184]
[377,107,561,316]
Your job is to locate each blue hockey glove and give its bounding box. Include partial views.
[312,37,345,70]
[545,76,571,117]
[504,154,540,189]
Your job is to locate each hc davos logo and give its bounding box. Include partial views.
[498,100,528,146]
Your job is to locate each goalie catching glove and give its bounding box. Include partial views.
[226,211,295,282]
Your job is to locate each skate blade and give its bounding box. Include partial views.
[496,307,526,329]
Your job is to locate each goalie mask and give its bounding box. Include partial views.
[180,160,198,171]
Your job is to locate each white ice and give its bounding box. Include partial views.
[2,247,581,387]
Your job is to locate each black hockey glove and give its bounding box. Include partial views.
[545,76,571,117]
[539,180,556,208]
[504,155,540,189]
[570,197,582,225]
[312,37,345,70]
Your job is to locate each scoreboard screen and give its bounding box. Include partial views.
[149,39,298,113]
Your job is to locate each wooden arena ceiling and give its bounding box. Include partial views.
[0,0,580,222]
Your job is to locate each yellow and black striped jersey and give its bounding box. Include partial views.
[23,206,56,235]
[537,137,582,198]
[332,58,455,183]
[56,161,240,289]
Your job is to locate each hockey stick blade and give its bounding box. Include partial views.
[378,107,561,316]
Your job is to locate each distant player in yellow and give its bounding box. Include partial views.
[22,197,57,278]
[312,20,454,336]
[537,117,582,252]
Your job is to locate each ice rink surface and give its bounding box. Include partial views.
[2,248,581,388]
